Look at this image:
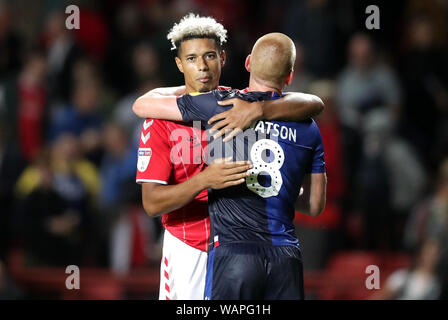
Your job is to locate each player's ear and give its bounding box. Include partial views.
[175,56,184,73]
[285,71,294,86]
[220,50,226,67]
[245,55,251,72]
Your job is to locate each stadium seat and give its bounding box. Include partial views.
[318,251,382,299]
[325,251,382,276]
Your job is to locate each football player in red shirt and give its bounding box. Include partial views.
[135,14,323,300]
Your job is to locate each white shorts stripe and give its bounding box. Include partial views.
[159,230,207,300]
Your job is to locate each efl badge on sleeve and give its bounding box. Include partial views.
[137,148,152,172]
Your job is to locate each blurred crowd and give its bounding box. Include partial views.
[0,0,447,299]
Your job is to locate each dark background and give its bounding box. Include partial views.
[0,0,447,299]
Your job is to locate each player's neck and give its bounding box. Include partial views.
[185,84,218,94]
[185,84,197,94]
[248,76,282,94]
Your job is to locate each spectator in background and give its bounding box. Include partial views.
[48,79,104,166]
[337,34,401,130]
[0,259,23,299]
[50,134,99,210]
[404,159,448,297]
[72,57,99,84]
[404,158,448,252]
[286,42,314,93]
[17,148,84,266]
[431,159,448,299]
[72,5,109,62]
[48,79,103,139]
[109,42,166,265]
[194,0,247,27]
[109,193,158,275]
[336,33,401,209]
[16,134,99,220]
[0,48,47,165]
[399,15,448,173]
[113,78,162,145]
[357,108,425,250]
[40,10,83,102]
[0,50,48,259]
[70,57,114,165]
[0,50,48,260]
[99,123,136,211]
[15,134,100,266]
[404,0,448,50]
[104,2,144,96]
[439,240,448,300]
[98,123,146,269]
[113,42,164,144]
[371,238,441,300]
[294,80,345,270]
[16,49,48,163]
[0,1,22,79]
[0,125,13,260]
[97,120,159,273]
[283,0,336,77]
[131,42,160,94]
[0,0,445,299]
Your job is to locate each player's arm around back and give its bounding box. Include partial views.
[142,179,206,217]
[295,173,327,217]
[142,159,252,217]
[132,86,185,121]
[210,92,324,141]
[262,92,324,121]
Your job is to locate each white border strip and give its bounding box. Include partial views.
[136,179,168,185]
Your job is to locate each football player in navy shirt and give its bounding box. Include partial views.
[133,33,327,299]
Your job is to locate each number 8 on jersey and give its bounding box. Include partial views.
[246,139,285,198]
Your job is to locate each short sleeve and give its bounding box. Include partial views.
[136,119,172,184]
[176,92,219,125]
[310,122,326,174]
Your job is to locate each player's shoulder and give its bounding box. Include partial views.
[297,118,320,130]
[183,90,226,103]
[182,88,235,103]
[140,118,178,137]
[141,118,164,129]
[276,118,316,130]
[142,117,184,128]
[278,118,322,143]
[213,88,269,102]
[306,118,323,137]
[212,88,237,100]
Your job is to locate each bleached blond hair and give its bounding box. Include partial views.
[167,13,228,52]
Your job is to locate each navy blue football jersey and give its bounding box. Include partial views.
[177,90,325,248]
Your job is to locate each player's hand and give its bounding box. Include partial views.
[201,157,253,189]
[208,98,264,142]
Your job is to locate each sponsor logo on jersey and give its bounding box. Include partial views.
[137,148,152,172]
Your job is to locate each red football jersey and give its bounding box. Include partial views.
[136,118,210,251]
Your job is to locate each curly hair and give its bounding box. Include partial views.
[167,13,228,52]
